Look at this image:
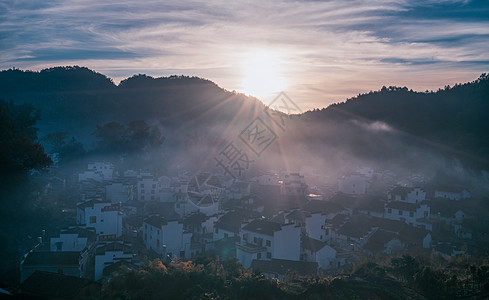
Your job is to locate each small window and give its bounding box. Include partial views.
[152,184,156,189]
[144,234,147,240]
[266,240,271,247]
[157,230,160,234]
[257,253,261,259]
[140,184,144,188]
[157,239,160,248]
[224,233,229,238]
[388,208,392,214]
[409,212,414,217]
[398,210,403,215]
[90,216,96,223]
[253,237,257,243]
[266,252,271,259]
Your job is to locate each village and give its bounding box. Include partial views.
[19,160,488,286]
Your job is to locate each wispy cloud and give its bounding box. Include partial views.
[1,0,488,109]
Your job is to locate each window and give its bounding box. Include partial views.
[144,234,147,240]
[257,253,261,259]
[266,240,271,247]
[215,228,218,233]
[151,190,155,194]
[224,233,228,238]
[90,216,96,223]
[180,251,185,258]
[145,224,147,229]
[388,208,392,214]
[253,237,257,243]
[152,184,156,189]
[157,239,160,248]
[409,212,414,217]
[398,210,403,215]
[56,243,62,251]
[100,219,104,222]
[266,252,271,259]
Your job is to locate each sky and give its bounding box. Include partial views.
[1,0,489,110]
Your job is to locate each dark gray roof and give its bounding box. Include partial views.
[385,201,417,211]
[95,242,132,255]
[242,219,284,236]
[363,230,400,253]
[285,210,311,222]
[144,215,168,228]
[20,271,100,298]
[304,200,346,214]
[22,251,80,266]
[301,235,327,252]
[77,199,109,210]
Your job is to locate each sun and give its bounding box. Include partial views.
[240,50,286,99]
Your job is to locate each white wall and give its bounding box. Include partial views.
[305,213,327,241]
[50,234,88,252]
[94,249,132,280]
[273,224,300,261]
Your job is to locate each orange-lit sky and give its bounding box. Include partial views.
[1,0,488,110]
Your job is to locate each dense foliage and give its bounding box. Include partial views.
[101,255,489,300]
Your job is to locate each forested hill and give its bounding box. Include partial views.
[0,66,488,169]
[0,66,265,144]
[300,74,489,169]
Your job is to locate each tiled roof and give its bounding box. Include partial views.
[95,242,132,255]
[77,199,107,210]
[385,201,417,211]
[363,230,400,253]
[304,200,347,214]
[242,219,284,236]
[144,215,168,228]
[22,251,80,266]
[301,235,327,252]
[285,210,311,222]
[20,271,100,298]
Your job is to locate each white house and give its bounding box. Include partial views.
[76,200,123,240]
[388,186,426,204]
[301,236,337,270]
[338,174,367,195]
[105,181,133,203]
[78,162,114,182]
[94,242,133,281]
[143,215,191,259]
[20,251,89,282]
[137,173,158,201]
[282,173,307,196]
[284,210,327,241]
[50,227,96,252]
[236,219,301,269]
[434,187,470,201]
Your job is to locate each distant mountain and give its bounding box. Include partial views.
[300,74,489,170]
[1,66,488,173]
[0,66,265,145]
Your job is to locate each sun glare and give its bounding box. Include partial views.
[240,50,286,99]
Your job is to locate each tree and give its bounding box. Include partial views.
[0,99,51,184]
[42,131,85,161]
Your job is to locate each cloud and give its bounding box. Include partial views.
[1,0,488,109]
